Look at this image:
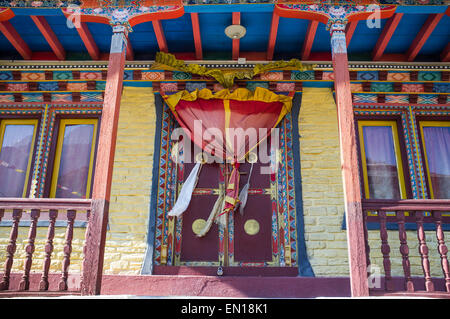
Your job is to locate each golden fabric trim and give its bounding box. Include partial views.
[164,87,292,115]
[153,52,314,88]
[164,87,292,162]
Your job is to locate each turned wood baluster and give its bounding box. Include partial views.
[415,211,434,292]
[433,211,450,292]
[80,209,90,288]
[0,209,22,290]
[39,209,58,291]
[395,210,414,292]
[378,210,394,291]
[18,209,40,290]
[58,210,76,291]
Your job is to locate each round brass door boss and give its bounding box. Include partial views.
[192,219,206,235]
[247,152,258,163]
[244,219,260,235]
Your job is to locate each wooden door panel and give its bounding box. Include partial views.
[180,195,220,262]
[233,194,273,262]
[179,152,222,263]
[238,161,270,189]
[156,105,298,271]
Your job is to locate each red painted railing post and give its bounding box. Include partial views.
[378,210,394,291]
[433,211,450,293]
[0,209,22,290]
[330,21,369,297]
[415,211,434,292]
[39,209,58,291]
[18,209,40,291]
[396,210,414,292]
[80,25,128,296]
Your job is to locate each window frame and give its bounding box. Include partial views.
[48,117,99,199]
[417,119,450,199]
[356,119,409,200]
[144,94,312,275]
[0,118,39,198]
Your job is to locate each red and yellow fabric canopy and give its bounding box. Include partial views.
[163,87,293,229]
[164,87,292,161]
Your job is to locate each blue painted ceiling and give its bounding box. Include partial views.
[0,4,448,61]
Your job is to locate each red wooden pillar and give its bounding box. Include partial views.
[80,25,128,296]
[330,22,369,297]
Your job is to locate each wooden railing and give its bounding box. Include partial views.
[0,198,92,295]
[362,199,450,297]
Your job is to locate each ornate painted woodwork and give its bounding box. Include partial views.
[0,199,91,293]
[433,211,450,292]
[0,0,447,7]
[395,210,414,292]
[0,209,22,290]
[39,209,58,291]
[18,209,40,290]
[61,0,184,32]
[58,209,76,290]
[362,199,450,296]
[0,104,103,198]
[0,0,448,66]
[353,104,450,201]
[0,65,448,105]
[153,100,299,271]
[415,210,434,292]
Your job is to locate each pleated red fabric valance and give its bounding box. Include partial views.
[163,87,293,236]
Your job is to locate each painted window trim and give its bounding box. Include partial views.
[343,116,450,231]
[357,120,408,200]
[49,118,98,199]
[418,120,450,200]
[0,118,39,198]
[142,92,315,277]
[0,105,103,228]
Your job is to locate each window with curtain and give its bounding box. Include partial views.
[49,119,98,199]
[419,121,450,199]
[357,120,407,200]
[0,119,38,197]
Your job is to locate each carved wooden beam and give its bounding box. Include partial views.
[126,36,134,61]
[75,22,101,60]
[31,16,66,60]
[406,13,444,62]
[345,20,358,48]
[267,11,279,61]
[372,13,403,61]
[191,12,203,60]
[152,20,168,53]
[301,20,318,60]
[0,20,32,60]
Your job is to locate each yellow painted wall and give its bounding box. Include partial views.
[102,86,156,274]
[299,87,443,278]
[299,88,350,276]
[0,86,156,276]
